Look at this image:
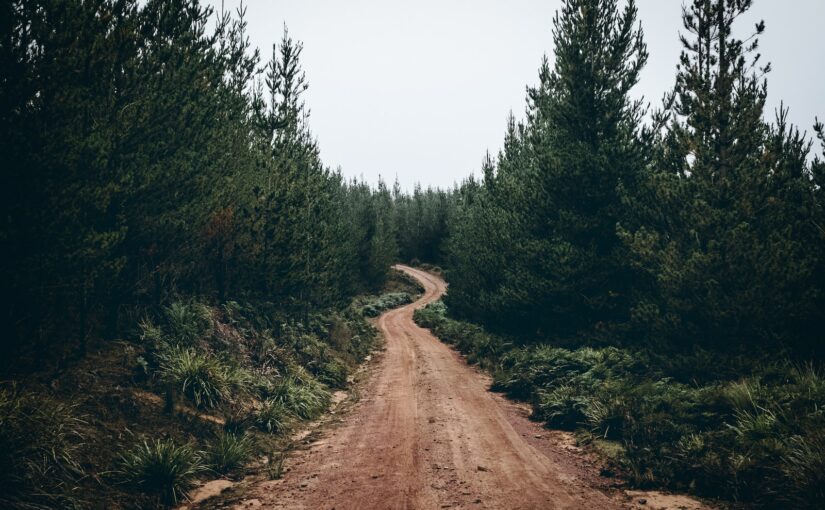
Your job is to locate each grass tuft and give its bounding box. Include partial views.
[256,399,291,434]
[165,301,212,345]
[781,433,825,508]
[119,438,204,505]
[156,346,248,409]
[205,431,253,474]
[270,373,331,421]
[534,384,587,429]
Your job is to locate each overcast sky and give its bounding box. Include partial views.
[207,0,824,190]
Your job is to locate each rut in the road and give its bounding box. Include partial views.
[207,266,624,510]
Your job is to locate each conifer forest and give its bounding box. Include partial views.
[1,0,824,509]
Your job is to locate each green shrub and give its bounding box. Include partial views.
[0,388,85,510]
[222,301,246,326]
[205,432,253,474]
[318,358,348,388]
[418,262,443,274]
[289,332,330,373]
[417,301,514,371]
[721,379,763,412]
[415,300,447,321]
[156,347,236,409]
[361,292,413,317]
[119,438,204,505]
[789,364,825,414]
[494,345,596,400]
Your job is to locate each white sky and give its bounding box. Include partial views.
[207,1,825,190]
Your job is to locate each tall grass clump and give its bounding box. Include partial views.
[256,398,291,434]
[165,301,212,345]
[270,374,331,420]
[534,385,587,429]
[205,431,253,474]
[119,438,204,505]
[139,317,165,345]
[0,388,86,509]
[780,433,825,508]
[156,347,238,409]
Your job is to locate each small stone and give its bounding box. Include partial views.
[638,498,647,505]
[534,434,543,439]
[476,465,489,472]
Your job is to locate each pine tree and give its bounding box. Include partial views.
[453,0,649,339]
[0,3,401,366]
[621,0,823,351]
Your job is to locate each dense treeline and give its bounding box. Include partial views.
[393,183,451,264]
[408,0,825,357]
[0,0,398,369]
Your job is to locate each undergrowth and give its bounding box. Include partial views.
[0,387,86,509]
[256,398,292,434]
[156,347,244,409]
[118,438,205,505]
[269,372,331,420]
[359,292,414,317]
[415,300,825,509]
[205,431,253,474]
[0,268,421,508]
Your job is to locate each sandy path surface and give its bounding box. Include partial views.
[207,265,646,510]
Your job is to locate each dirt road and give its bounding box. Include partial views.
[213,266,690,510]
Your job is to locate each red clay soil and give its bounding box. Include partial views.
[204,265,709,510]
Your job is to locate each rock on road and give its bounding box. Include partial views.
[212,265,672,510]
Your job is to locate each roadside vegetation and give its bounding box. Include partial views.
[0,268,420,509]
[359,293,414,317]
[3,0,824,508]
[415,302,825,508]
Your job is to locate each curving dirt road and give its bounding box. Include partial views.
[216,266,655,509]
